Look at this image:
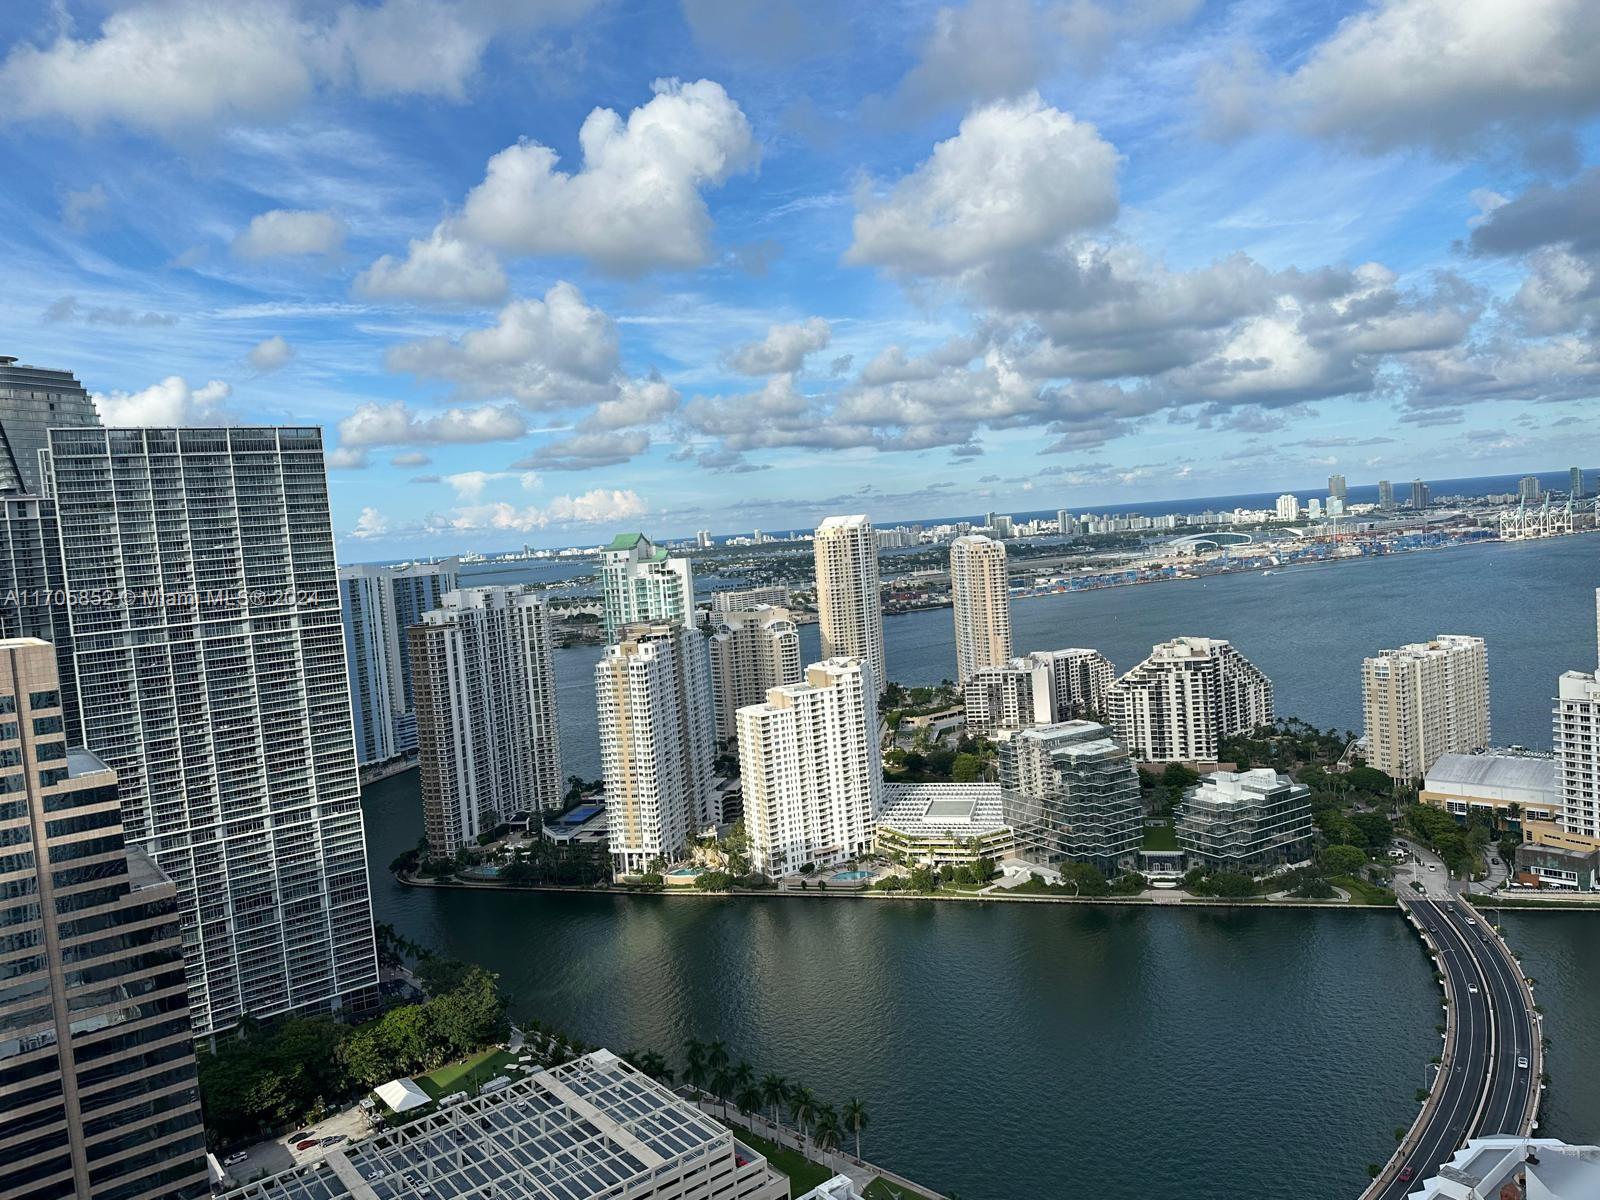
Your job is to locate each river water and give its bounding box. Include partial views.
[360,532,1600,1196]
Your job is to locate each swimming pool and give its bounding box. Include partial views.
[832,870,873,881]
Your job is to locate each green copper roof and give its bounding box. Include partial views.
[606,532,647,550]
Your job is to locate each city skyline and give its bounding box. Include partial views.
[3,1,1600,555]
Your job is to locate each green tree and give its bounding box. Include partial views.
[813,1103,840,1152]
[951,752,985,783]
[683,1039,708,1093]
[1319,844,1367,876]
[788,1086,817,1153]
[760,1074,788,1128]
[842,1097,869,1160]
[1346,766,1393,794]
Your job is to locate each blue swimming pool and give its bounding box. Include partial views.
[832,870,873,881]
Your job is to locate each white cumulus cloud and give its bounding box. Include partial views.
[232,208,345,259]
[337,400,529,448]
[93,376,232,426]
[847,93,1119,276]
[354,228,508,305]
[247,335,295,372]
[726,318,832,375]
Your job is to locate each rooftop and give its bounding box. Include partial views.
[1192,768,1297,804]
[1417,1136,1600,1199]
[879,783,1006,836]
[224,1051,761,1200]
[1425,752,1557,794]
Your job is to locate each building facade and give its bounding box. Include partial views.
[596,624,716,875]
[708,606,801,743]
[949,534,1012,684]
[410,587,563,856]
[599,533,695,640]
[999,721,1143,874]
[1411,479,1430,510]
[338,559,458,765]
[1378,479,1394,510]
[0,356,100,494]
[813,515,886,691]
[1175,768,1313,873]
[1361,634,1490,781]
[1106,636,1274,762]
[0,638,208,1200]
[1275,494,1299,521]
[875,782,1014,867]
[1327,473,1347,502]
[966,649,1116,738]
[48,426,378,1037]
[737,657,882,876]
[1420,752,1557,824]
[710,584,787,614]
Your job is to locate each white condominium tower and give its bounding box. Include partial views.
[1107,636,1274,762]
[813,514,886,691]
[600,532,695,639]
[708,606,801,742]
[339,558,459,766]
[596,624,716,875]
[737,657,883,876]
[1275,494,1299,521]
[47,426,377,1037]
[1554,669,1600,839]
[1361,634,1490,781]
[411,587,563,855]
[949,534,1012,684]
[965,648,1115,737]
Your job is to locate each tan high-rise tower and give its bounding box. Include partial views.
[1361,634,1490,781]
[949,534,1012,684]
[812,515,886,691]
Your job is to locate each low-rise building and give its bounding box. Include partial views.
[1176,768,1313,874]
[1420,751,1558,824]
[875,782,1014,866]
[1412,1137,1600,1199]
[223,1050,788,1200]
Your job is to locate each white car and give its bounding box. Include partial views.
[223,1152,248,1167]
[1467,984,1479,994]
[1517,1055,1530,1070]
[1427,864,1438,871]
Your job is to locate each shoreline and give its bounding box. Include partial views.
[396,871,1397,910]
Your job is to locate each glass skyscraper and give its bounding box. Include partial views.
[47,426,378,1036]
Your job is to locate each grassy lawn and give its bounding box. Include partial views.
[1141,823,1178,851]
[414,1048,519,1099]
[1332,875,1397,906]
[727,1127,833,1192]
[863,1179,938,1200]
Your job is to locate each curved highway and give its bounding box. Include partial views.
[1366,897,1539,1199]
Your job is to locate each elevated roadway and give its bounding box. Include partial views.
[1363,897,1540,1198]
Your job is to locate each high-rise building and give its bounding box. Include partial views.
[708,606,801,742]
[1275,494,1299,521]
[48,426,378,1036]
[710,584,787,614]
[1570,466,1585,499]
[1361,635,1490,781]
[0,356,102,747]
[339,559,458,765]
[1326,495,1346,518]
[596,624,716,875]
[1056,509,1075,538]
[949,534,1012,685]
[0,638,209,1200]
[1327,474,1347,502]
[411,587,563,855]
[1550,669,1600,840]
[737,657,882,876]
[1106,636,1274,762]
[1519,474,1542,502]
[1411,479,1430,510]
[813,515,886,691]
[999,720,1143,874]
[0,355,100,493]
[695,529,712,549]
[1307,498,1324,519]
[965,648,1114,737]
[1378,479,1394,511]
[599,532,695,640]
[1176,768,1313,873]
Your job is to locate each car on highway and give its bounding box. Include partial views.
[1518,1055,1530,1069]
[1468,984,1479,994]
[1397,1166,1415,1182]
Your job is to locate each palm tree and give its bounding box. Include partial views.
[629,1050,673,1084]
[711,1065,734,1118]
[731,1060,755,1101]
[682,1038,707,1094]
[813,1103,839,1152]
[842,1097,868,1160]
[734,1083,762,1119]
[788,1085,816,1154]
[760,1074,788,1129]
[706,1040,729,1075]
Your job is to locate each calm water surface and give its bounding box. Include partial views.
[363,534,1600,1196]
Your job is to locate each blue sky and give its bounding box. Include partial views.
[2,0,1598,556]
